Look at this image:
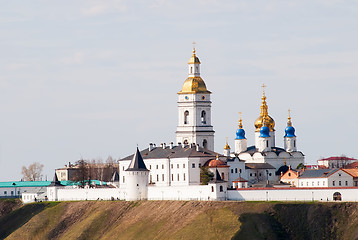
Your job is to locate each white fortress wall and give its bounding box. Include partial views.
[56,188,121,201]
[147,185,225,201]
[228,188,358,202]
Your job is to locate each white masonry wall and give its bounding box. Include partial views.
[147,184,226,201]
[56,188,121,201]
[228,188,358,201]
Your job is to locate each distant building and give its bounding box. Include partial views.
[280,169,354,188]
[317,156,357,169]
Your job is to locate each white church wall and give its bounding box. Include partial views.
[228,188,358,202]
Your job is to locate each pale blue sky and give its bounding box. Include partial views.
[0,0,357,181]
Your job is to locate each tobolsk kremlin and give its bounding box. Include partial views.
[4,47,358,203]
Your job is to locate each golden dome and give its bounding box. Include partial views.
[224,137,230,149]
[255,85,275,131]
[255,115,275,131]
[188,48,201,64]
[178,77,211,94]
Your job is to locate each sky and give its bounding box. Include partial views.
[0,0,358,181]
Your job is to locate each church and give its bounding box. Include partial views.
[117,47,305,200]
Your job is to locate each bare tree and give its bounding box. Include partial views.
[21,162,44,181]
[73,159,89,188]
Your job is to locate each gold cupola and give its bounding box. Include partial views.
[188,48,201,64]
[254,85,275,132]
[178,47,211,94]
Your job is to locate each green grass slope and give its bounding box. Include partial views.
[1,201,358,240]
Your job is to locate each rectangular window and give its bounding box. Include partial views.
[250,173,252,177]
[266,141,269,147]
[199,163,202,168]
[306,182,308,186]
[231,169,233,173]
[171,164,173,169]
[183,173,186,181]
[177,164,179,168]
[183,164,185,168]
[156,165,158,169]
[235,168,237,173]
[162,174,164,181]
[317,181,319,186]
[162,164,164,169]
[345,181,348,186]
[301,182,303,186]
[177,174,180,181]
[192,163,195,168]
[4,191,7,195]
[157,175,159,181]
[150,175,152,182]
[312,182,314,186]
[339,181,341,186]
[171,174,174,181]
[11,191,13,195]
[123,175,126,183]
[323,181,325,186]
[149,165,152,170]
[332,181,335,186]
[123,166,125,171]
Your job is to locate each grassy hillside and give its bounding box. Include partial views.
[1,200,358,240]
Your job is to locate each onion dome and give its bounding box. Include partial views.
[236,112,246,140]
[259,116,271,138]
[254,85,275,132]
[284,109,296,137]
[276,165,289,176]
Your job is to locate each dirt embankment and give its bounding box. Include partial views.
[1,200,358,240]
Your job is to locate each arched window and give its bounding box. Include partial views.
[184,111,189,124]
[183,139,189,145]
[333,192,342,201]
[219,186,223,192]
[211,186,214,192]
[190,66,193,73]
[203,139,207,149]
[221,172,225,180]
[266,141,269,147]
[201,110,206,124]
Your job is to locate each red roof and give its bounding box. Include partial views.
[317,156,357,162]
[344,162,358,169]
[204,159,228,168]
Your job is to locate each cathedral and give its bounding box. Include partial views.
[117,47,305,200]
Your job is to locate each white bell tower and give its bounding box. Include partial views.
[176,46,215,151]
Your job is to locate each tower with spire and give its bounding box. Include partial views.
[284,109,297,152]
[124,147,149,200]
[176,46,215,151]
